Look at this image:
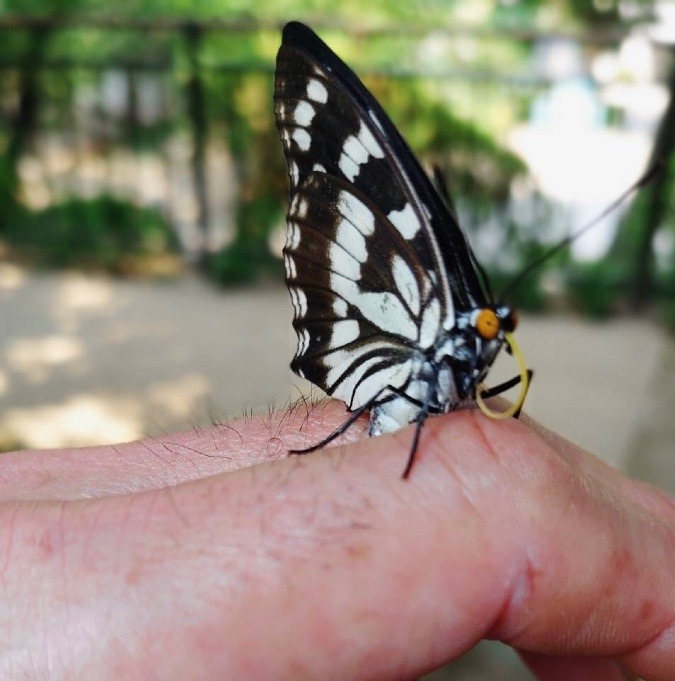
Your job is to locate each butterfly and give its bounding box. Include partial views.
[274,21,531,478]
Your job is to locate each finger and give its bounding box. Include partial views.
[519,651,631,680]
[4,410,674,680]
[0,400,362,501]
[521,413,675,526]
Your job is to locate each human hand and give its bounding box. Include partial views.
[1,401,673,680]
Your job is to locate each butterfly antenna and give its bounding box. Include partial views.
[499,162,663,304]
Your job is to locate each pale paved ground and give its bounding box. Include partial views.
[1,263,673,679]
[0,263,669,470]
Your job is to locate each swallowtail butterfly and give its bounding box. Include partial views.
[274,21,530,478]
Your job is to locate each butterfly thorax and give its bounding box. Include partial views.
[369,304,516,436]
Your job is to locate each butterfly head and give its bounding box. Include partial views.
[471,305,530,420]
[463,306,515,387]
[473,305,518,341]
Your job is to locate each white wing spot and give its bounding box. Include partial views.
[284,253,297,280]
[291,197,309,219]
[329,277,417,342]
[343,134,369,166]
[338,121,385,183]
[289,287,300,316]
[313,163,326,173]
[289,161,299,185]
[328,191,418,339]
[357,122,384,158]
[351,361,411,409]
[329,240,362,282]
[405,378,427,404]
[338,153,360,182]
[336,191,376,236]
[421,273,432,300]
[306,78,328,103]
[293,101,316,127]
[333,297,348,317]
[296,327,310,355]
[419,297,441,349]
[295,288,308,317]
[286,221,301,250]
[292,128,311,151]
[329,191,376,284]
[289,286,308,323]
[392,254,421,317]
[387,204,420,239]
[328,319,360,350]
[325,346,412,409]
[334,218,368,264]
[324,342,399,400]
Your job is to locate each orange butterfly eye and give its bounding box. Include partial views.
[476,308,500,340]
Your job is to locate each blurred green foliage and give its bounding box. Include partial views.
[613,153,675,324]
[0,0,671,323]
[1,195,180,273]
[0,154,20,226]
[567,260,627,318]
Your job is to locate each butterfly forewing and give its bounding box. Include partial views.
[275,23,487,310]
[275,22,490,414]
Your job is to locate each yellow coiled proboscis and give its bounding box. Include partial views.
[475,332,530,420]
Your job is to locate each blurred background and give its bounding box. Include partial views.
[0,0,673,677]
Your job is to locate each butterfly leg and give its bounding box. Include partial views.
[402,415,426,479]
[479,369,534,419]
[405,368,535,478]
[383,384,425,409]
[289,390,397,455]
[401,381,437,479]
[290,382,435,480]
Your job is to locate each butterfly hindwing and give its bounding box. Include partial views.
[284,170,445,408]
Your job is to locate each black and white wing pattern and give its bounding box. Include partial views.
[274,22,527,474]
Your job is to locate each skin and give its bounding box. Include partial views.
[0,400,674,681]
